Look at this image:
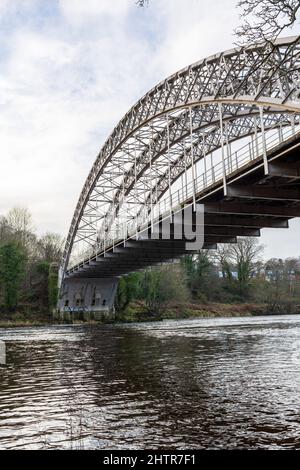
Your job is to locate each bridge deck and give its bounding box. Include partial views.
[66,133,300,279]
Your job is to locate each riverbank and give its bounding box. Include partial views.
[1,301,299,327]
[0,309,52,328]
[115,301,266,323]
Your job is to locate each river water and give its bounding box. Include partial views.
[0,315,299,450]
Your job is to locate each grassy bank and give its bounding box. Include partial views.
[115,301,269,323]
[0,301,299,328]
[116,300,300,323]
[0,308,53,328]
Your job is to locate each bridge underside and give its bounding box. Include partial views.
[58,37,300,315]
[58,134,300,313]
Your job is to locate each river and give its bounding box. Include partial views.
[0,315,299,449]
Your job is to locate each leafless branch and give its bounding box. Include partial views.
[235,0,300,45]
[136,0,149,6]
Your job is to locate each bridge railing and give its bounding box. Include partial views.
[132,122,299,233]
[68,120,299,270]
[158,122,299,215]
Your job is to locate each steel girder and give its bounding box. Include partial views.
[61,36,300,279]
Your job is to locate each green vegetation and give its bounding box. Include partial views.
[115,237,300,322]
[0,207,63,322]
[1,207,300,326]
[0,242,26,310]
[115,264,188,321]
[48,262,59,312]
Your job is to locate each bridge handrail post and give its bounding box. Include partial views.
[254,116,259,158]
[248,142,252,161]
[149,123,154,232]
[202,132,207,188]
[189,106,197,210]
[166,113,173,218]
[225,122,233,172]
[259,106,268,175]
[183,147,188,199]
[290,114,296,135]
[123,213,126,247]
[103,214,106,256]
[218,103,227,196]
[279,122,283,143]
[251,135,255,161]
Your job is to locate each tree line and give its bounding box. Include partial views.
[116,237,300,316]
[0,207,63,314]
[1,208,299,318]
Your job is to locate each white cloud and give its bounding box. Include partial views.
[149,0,240,75]
[0,2,153,235]
[0,0,39,15]
[0,0,9,13]
[59,0,131,22]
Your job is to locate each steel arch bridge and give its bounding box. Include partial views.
[58,36,300,316]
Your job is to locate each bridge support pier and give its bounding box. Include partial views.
[57,277,119,320]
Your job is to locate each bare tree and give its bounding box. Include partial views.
[6,207,33,234]
[38,233,64,263]
[235,0,300,44]
[0,216,13,244]
[213,238,264,298]
[228,237,264,295]
[6,207,35,252]
[213,244,233,280]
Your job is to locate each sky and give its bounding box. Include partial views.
[0,0,299,260]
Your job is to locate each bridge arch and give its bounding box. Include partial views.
[61,36,300,283]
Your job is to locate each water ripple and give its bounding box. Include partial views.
[0,315,300,449]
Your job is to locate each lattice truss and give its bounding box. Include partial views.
[62,36,300,274]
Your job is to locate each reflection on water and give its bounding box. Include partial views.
[0,315,299,449]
